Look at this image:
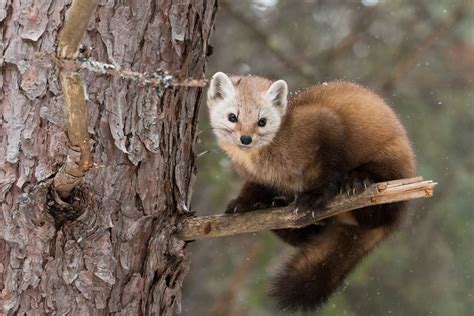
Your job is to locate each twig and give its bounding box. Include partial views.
[53,0,98,198]
[35,52,208,88]
[178,177,437,241]
[380,0,470,92]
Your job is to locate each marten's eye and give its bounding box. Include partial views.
[228,113,238,123]
[257,118,267,127]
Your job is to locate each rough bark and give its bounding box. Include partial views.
[0,0,217,315]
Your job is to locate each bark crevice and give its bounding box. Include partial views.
[0,1,217,314]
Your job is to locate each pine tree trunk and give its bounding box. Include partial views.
[0,0,217,314]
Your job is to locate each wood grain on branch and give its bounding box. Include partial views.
[178,177,436,241]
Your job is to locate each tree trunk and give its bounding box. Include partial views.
[0,0,217,314]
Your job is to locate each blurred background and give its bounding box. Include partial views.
[182,0,473,315]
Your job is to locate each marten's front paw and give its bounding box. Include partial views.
[225,197,269,214]
[295,192,330,213]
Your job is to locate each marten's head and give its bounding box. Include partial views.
[207,72,288,150]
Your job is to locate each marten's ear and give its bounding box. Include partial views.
[265,80,288,111]
[208,72,235,102]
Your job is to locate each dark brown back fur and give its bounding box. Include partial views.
[220,80,416,311]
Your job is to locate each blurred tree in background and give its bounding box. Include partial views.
[183,0,473,315]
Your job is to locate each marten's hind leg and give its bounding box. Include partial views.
[273,224,327,247]
[275,170,373,246]
[351,145,416,228]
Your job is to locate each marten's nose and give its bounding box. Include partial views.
[240,135,252,145]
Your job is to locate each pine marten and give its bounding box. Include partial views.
[206,72,416,312]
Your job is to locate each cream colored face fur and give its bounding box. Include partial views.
[207,72,288,150]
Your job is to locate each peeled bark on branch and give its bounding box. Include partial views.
[57,0,98,59]
[178,177,437,241]
[53,0,98,198]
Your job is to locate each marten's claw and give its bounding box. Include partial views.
[342,171,374,196]
[225,198,247,213]
[225,198,271,214]
[295,193,330,213]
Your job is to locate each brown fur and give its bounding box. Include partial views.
[270,224,389,311]
[224,81,415,193]
[213,77,416,311]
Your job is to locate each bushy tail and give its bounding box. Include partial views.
[269,223,391,312]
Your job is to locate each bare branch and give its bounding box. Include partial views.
[178,177,437,241]
[46,0,205,198]
[57,0,98,59]
[53,0,98,198]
